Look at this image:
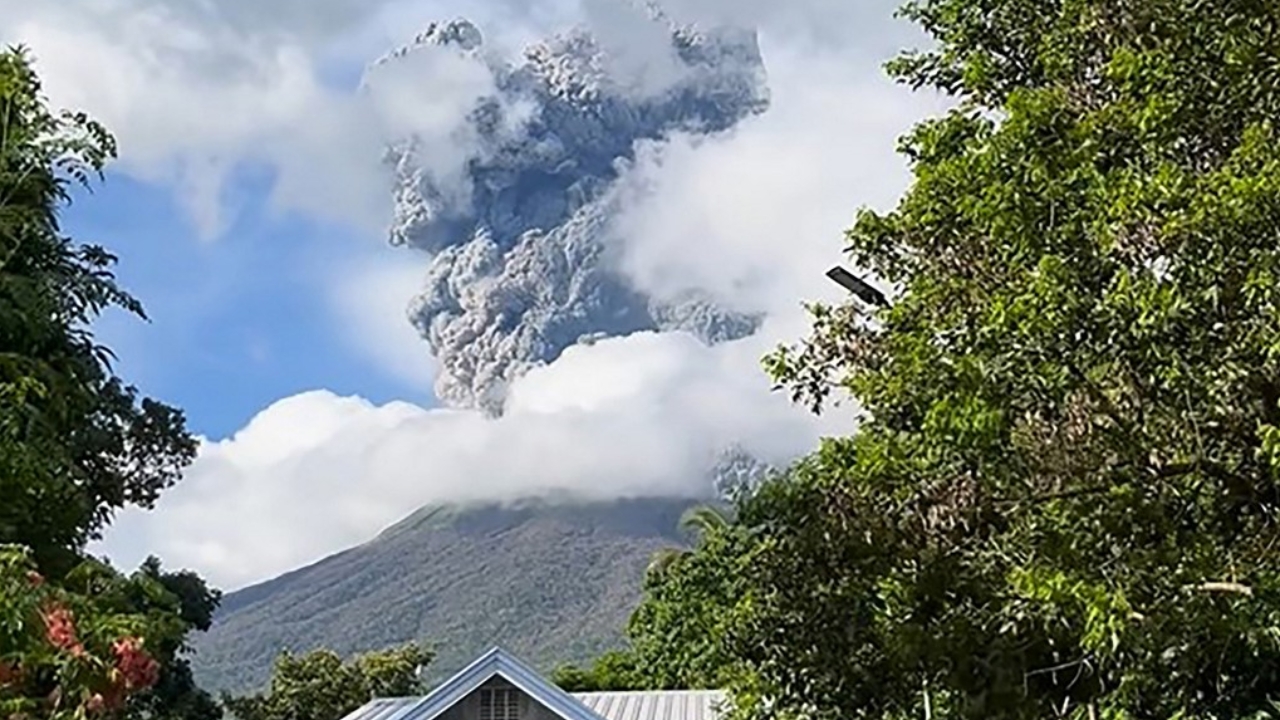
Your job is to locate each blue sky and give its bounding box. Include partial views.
[65,168,434,440]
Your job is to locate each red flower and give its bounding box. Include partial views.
[111,637,159,690]
[40,605,82,655]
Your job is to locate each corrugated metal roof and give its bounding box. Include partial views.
[570,691,728,720]
[341,698,420,720]
[341,690,729,720]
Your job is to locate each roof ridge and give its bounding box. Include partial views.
[385,648,606,720]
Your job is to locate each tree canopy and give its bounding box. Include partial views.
[0,46,219,720]
[569,0,1280,718]
[1,545,164,720]
[0,45,197,577]
[552,504,747,693]
[222,645,434,720]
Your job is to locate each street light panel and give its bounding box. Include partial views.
[826,266,887,307]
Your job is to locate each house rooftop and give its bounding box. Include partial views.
[345,692,727,720]
[339,649,727,720]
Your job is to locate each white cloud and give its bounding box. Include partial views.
[0,0,518,239]
[610,45,949,321]
[97,329,841,590]
[330,251,439,391]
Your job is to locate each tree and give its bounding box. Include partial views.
[223,645,434,720]
[0,45,197,577]
[550,651,642,693]
[69,557,223,720]
[646,504,732,577]
[553,504,749,693]
[714,0,1280,717]
[0,46,220,720]
[625,515,752,693]
[0,545,164,720]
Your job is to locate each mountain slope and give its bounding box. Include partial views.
[190,497,699,694]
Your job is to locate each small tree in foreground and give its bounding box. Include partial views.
[223,644,434,720]
[0,546,163,720]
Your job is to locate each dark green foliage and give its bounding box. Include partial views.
[573,1,1280,718]
[0,45,197,577]
[551,504,750,693]
[550,651,642,693]
[0,47,219,720]
[622,521,750,691]
[756,0,1280,717]
[222,645,432,720]
[123,559,223,720]
[52,556,225,720]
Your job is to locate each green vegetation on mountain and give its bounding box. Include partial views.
[0,46,221,720]
[565,0,1280,718]
[190,498,700,695]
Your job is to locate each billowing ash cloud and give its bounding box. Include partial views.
[363,9,770,413]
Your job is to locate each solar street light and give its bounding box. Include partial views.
[825,266,887,307]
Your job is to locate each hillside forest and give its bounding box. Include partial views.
[4,1,1280,720]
